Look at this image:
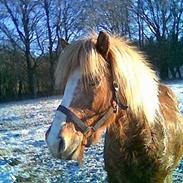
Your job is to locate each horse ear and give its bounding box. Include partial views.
[96,31,110,57]
[60,38,69,49]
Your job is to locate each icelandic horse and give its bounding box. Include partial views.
[46,31,183,183]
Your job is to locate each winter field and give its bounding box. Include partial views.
[0,80,183,183]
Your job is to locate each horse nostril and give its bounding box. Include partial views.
[58,137,65,152]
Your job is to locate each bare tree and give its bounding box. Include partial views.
[42,0,56,91]
[87,0,132,37]
[170,0,183,40]
[40,0,85,92]
[131,0,171,42]
[168,0,183,78]
[0,0,42,97]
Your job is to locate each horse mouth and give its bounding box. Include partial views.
[65,147,79,160]
[47,140,80,162]
[59,142,82,161]
[46,128,83,162]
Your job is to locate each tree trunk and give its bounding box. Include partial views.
[159,64,169,80]
[169,67,176,79]
[44,0,55,93]
[25,49,37,97]
[175,66,182,78]
[49,59,55,92]
[18,80,22,97]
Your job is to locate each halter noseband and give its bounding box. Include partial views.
[57,105,114,136]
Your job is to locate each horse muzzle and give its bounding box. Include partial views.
[45,125,83,161]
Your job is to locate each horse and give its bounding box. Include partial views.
[45,31,183,183]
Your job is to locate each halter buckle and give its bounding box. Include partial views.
[112,100,118,113]
[83,126,96,136]
[113,81,119,92]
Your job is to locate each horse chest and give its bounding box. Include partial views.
[103,123,167,183]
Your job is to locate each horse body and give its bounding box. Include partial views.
[46,31,183,183]
[104,84,183,183]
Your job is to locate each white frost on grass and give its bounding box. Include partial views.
[0,81,183,183]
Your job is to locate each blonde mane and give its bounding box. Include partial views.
[55,33,159,124]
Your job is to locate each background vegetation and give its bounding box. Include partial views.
[0,0,183,101]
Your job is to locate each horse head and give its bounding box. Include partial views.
[45,30,160,164]
[45,32,126,163]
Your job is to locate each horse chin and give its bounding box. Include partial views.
[66,145,82,161]
[55,135,82,161]
[61,143,83,164]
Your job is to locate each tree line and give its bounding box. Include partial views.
[0,0,183,101]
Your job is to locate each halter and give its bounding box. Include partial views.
[56,50,128,146]
[57,105,114,136]
[57,81,128,145]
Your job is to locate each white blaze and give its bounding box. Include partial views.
[47,68,81,152]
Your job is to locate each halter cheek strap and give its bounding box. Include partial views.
[112,81,128,111]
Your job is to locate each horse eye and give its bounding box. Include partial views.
[89,81,96,87]
[88,79,100,87]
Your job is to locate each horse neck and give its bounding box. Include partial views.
[110,108,155,142]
